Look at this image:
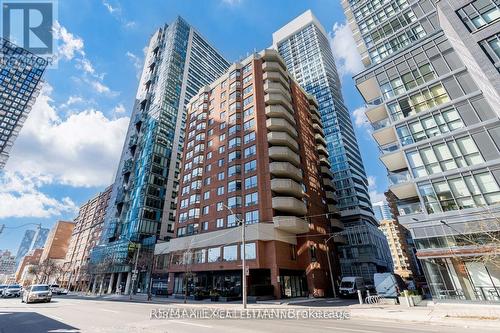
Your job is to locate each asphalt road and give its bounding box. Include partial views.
[0,296,496,333]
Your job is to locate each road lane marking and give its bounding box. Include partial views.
[46,315,65,322]
[101,309,119,314]
[169,320,213,328]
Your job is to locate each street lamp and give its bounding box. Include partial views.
[223,204,247,309]
[324,234,338,298]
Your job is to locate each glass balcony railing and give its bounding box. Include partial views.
[388,170,412,186]
[372,117,391,131]
[379,142,400,154]
[398,202,424,216]
[366,96,383,107]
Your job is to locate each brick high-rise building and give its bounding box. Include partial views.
[15,248,43,284]
[62,186,112,291]
[156,49,343,299]
[40,221,75,263]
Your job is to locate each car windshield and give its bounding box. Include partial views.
[7,285,20,289]
[31,286,49,292]
[340,281,354,288]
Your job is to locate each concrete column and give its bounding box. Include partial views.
[91,275,98,294]
[107,273,115,294]
[98,275,105,295]
[124,272,131,295]
[115,272,123,294]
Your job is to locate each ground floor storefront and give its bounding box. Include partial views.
[421,256,500,302]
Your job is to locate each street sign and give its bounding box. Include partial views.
[132,273,137,280]
[245,266,249,276]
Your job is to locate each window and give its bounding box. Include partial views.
[310,246,317,262]
[202,206,209,215]
[207,247,221,262]
[388,84,450,121]
[229,124,241,136]
[216,218,224,228]
[243,106,254,119]
[188,208,200,219]
[223,245,238,261]
[218,172,225,181]
[244,160,257,173]
[204,177,211,186]
[217,186,225,195]
[194,249,206,263]
[243,119,255,130]
[245,175,258,189]
[245,210,259,224]
[227,196,242,208]
[201,221,208,231]
[245,192,258,206]
[219,146,225,154]
[243,75,252,84]
[480,33,500,71]
[244,131,255,144]
[228,151,241,162]
[228,180,241,192]
[243,95,253,107]
[243,85,253,95]
[219,133,226,141]
[240,242,256,259]
[227,214,242,227]
[228,137,241,149]
[244,145,256,157]
[228,164,241,177]
[457,0,500,32]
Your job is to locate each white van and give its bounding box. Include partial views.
[339,276,366,298]
[374,273,406,298]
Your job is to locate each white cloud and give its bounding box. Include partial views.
[53,22,85,61]
[330,22,364,78]
[76,58,95,75]
[368,176,386,203]
[352,105,368,128]
[60,95,84,108]
[113,104,126,114]
[126,51,143,79]
[0,172,78,219]
[102,1,136,28]
[5,83,129,188]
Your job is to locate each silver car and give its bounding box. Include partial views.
[2,284,21,298]
[21,284,52,303]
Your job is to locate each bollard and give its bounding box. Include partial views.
[403,290,411,307]
[357,289,363,304]
[367,290,371,297]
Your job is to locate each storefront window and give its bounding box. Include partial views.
[223,245,238,261]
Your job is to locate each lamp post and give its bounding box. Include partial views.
[223,204,247,309]
[324,234,338,298]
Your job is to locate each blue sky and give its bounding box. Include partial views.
[0,0,387,253]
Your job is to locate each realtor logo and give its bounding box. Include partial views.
[1,0,55,55]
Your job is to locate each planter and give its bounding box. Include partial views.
[398,295,423,306]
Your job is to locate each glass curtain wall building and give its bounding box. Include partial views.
[272,10,392,282]
[90,17,229,294]
[344,0,500,301]
[0,38,48,168]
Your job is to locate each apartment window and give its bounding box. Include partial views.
[243,85,253,95]
[194,249,206,263]
[188,208,200,219]
[457,0,500,32]
[290,244,297,260]
[203,191,210,200]
[243,119,255,130]
[245,192,258,206]
[223,245,238,261]
[419,171,500,214]
[217,186,225,196]
[216,218,224,228]
[207,151,213,159]
[220,122,226,130]
[310,246,317,262]
[243,75,252,85]
[228,180,241,192]
[388,84,450,121]
[227,214,242,227]
[204,177,211,186]
[227,196,242,209]
[245,175,258,189]
[207,247,221,262]
[228,164,241,177]
[244,131,256,144]
[189,194,200,204]
[229,70,240,80]
[221,80,227,88]
[243,95,253,107]
[243,63,252,73]
[480,33,500,70]
[240,242,256,259]
[380,63,436,100]
[202,206,209,215]
[228,124,241,136]
[243,106,254,119]
[219,146,225,154]
[406,136,484,177]
[228,150,241,162]
[228,137,241,149]
[244,160,257,173]
[218,172,225,181]
[218,159,224,167]
[219,133,226,141]
[245,210,259,224]
[216,202,224,211]
[244,145,256,158]
[205,164,212,173]
[201,221,208,231]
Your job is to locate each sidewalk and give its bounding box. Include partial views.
[66,293,500,328]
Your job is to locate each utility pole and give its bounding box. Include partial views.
[324,235,338,298]
[129,244,141,300]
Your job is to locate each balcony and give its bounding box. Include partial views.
[265,105,296,125]
[273,216,309,234]
[380,150,406,172]
[268,146,300,166]
[371,117,390,131]
[267,132,299,152]
[128,134,138,148]
[323,178,334,190]
[262,61,287,77]
[325,190,336,203]
[398,202,424,216]
[269,162,302,182]
[272,197,307,215]
[263,71,289,88]
[356,76,381,102]
[115,189,125,204]
[264,93,293,112]
[379,142,400,154]
[310,104,321,119]
[313,123,324,136]
[330,218,343,231]
[389,173,418,200]
[122,159,133,174]
[307,95,319,109]
[334,234,348,244]
[317,144,328,157]
[373,126,397,146]
[315,133,327,146]
[271,178,304,198]
[320,166,333,178]
[365,103,388,124]
[319,156,331,167]
[264,82,292,101]
[266,118,298,138]
[311,112,321,125]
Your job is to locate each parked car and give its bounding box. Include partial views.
[50,284,68,295]
[339,276,366,298]
[374,273,406,298]
[2,284,22,298]
[0,284,8,296]
[21,284,52,303]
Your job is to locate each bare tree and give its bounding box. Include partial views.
[28,260,62,284]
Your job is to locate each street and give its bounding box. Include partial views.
[1,296,499,333]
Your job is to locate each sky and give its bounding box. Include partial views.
[0,0,387,254]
